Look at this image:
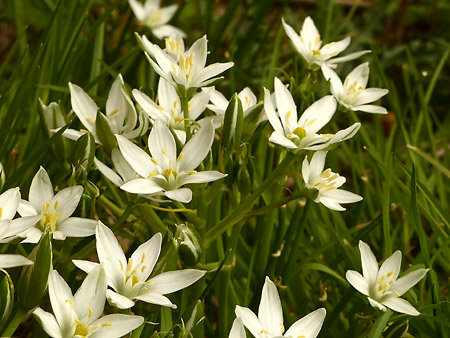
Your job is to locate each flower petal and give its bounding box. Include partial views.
[368,297,387,311]
[358,240,379,284]
[178,122,214,172]
[258,277,283,336]
[74,264,106,320]
[378,250,402,281]
[321,64,344,98]
[29,167,54,212]
[268,131,298,149]
[382,296,420,316]
[274,77,297,131]
[116,135,156,178]
[134,291,176,308]
[130,232,162,281]
[57,217,97,238]
[69,82,97,135]
[228,318,246,338]
[0,254,34,269]
[180,171,226,185]
[48,270,75,331]
[346,270,370,296]
[94,158,123,187]
[0,188,20,220]
[149,119,177,165]
[327,50,371,65]
[106,289,136,309]
[52,186,83,222]
[33,308,63,338]
[346,63,370,89]
[284,308,326,338]
[235,306,262,338]
[5,215,41,238]
[148,269,206,295]
[298,96,336,134]
[120,179,164,195]
[165,188,192,203]
[17,200,38,217]
[353,104,388,114]
[353,88,389,106]
[390,269,428,296]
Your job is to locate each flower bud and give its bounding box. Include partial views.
[174,224,202,266]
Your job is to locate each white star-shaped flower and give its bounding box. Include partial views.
[73,222,206,310]
[346,241,429,316]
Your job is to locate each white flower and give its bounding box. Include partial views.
[235,276,326,338]
[73,222,206,310]
[33,265,144,338]
[60,74,148,142]
[265,77,360,151]
[139,34,234,97]
[17,167,97,243]
[282,17,370,68]
[116,119,226,203]
[302,151,362,211]
[129,0,185,39]
[133,77,214,144]
[322,63,389,114]
[346,241,429,316]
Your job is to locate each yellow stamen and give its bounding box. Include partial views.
[141,265,148,272]
[174,100,178,108]
[109,109,119,117]
[141,253,146,264]
[177,153,184,161]
[187,170,197,174]
[119,260,124,270]
[162,147,166,154]
[0,207,2,218]
[157,105,164,110]
[87,117,95,124]
[127,259,133,272]
[260,329,269,334]
[394,291,400,297]
[313,50,321,55]
[102,322,112,327]
[148,173,157,178]
[387,270,394,277]
[88,307,93,318]
[151,158,159,165]
[54,200,59,209]
[145,280,154,285]
[293,127,306,139]
[65,299,74,308]
[132,275,138,286]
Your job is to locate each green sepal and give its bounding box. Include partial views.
[17,232,53,310]
[0,269,14,330]
[233,97,244,148]
[243,103,263,136]
[95,110,118,153]
[72,132,96,174]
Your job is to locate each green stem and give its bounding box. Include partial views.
[204,152,294,247]
[368,309,393,338]
[181,96,191,141]
[1,306,27,337]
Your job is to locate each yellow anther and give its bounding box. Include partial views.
[188,101,193,108]
[145,280,154,285]
[286,110,292,119]
[151,158,159,165]
[162,147,166,154]
[54,200,59,209]
[389,280,394,285]
[141,265,148,272]
[75,318,80,323]
[245,96,249,103]
[88,307,93,318]
[157,105,164,110]
[65,299,74,308]
[87,117,95,124]
[174,100,178,108]
[102,322,112,327]
[148,173,157,178]
[144,287,149,290]
[378,285,383,291]
[80,129,88,134]
[109,109,119,117]
[394,291,400,297]
[280,323,285,333]
[298,336,306,338]
[0,207,2,218]
[119,260,124,270]
[127,259,133,272]
[141,253,146,264]
[260,329,269,334]
[49,212,61,232]
[74,324,88,336]
[177,153,184,161]
[187,170,197,174]
[41,215,47,225]
[387,270,394,277]
[313,50,321,56]
[132,275,138,286]
[42,202,50,213]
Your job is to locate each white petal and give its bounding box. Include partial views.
[134,291,176,308]
[193,62,234,85]
[5,215,41,238]
[346,63,370,89]
[52,186,83,222]
[165,188,192,203]
[148,269,206,294]
[354,104,388,114]
[59,128,86,141]
[189,87,213,120]
[264,88,283,134]
[152,25,186,40]
[378,250,402,281]
[72,259,98,274]
[48,270,75,331]
[129,232,162,281]
[345,270,369,296]
[228,318,246,338]
[298,96,336,134]
[120,179,164,195]
[106,289,136,309]
[180,171,226,185]
[284,308,326,338]
[89,314,144,338]
[0,254,34,268]
[268,131,298,149]
[187,35,208,70]
[69,82,97,135]
[149,119,177,165]
[74,264,106,320]
[321,189,362,204]
[94,158,123,187]
[330,122,361,144]
[309,151,327,180]
[235,306,262,338]
[320,37,351,60]
[274,77,297,131]
[116,134,156,178]
[301,156,310,183]
[382,296,420,316]
[29,167,54,211]
[17,199,38,217]
[96,222,127,291]
[258,277,283,336]
[391,269,428,296]
[318,197,346,211]
[20,227,43,243]
[33,308,63,338]
[358,241,379,284]
[178,122,214,172]
[353,88,389,106]
[282,18,308,59]
[368,297,387,311]
[321,64,344,98]
[111,148,137,182]
[0,188,20,220]
[57,217,97,238]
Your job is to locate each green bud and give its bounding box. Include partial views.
[237,162,251,196]
[243,103,264,136]
[72,132,96,174]
[0,163,5,190]
[0,269,14,330]
[18,232,53,309]
[95,110,118,153]
[174,224,202,266]
[221,93,238,149]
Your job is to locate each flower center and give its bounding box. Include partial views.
[171,53,195,81]
[375,270,398,295]
[311,168,341,191]
[40,201,61,232]
[148,9,162,26]
[344,78,365,104]
[165,37,183,59]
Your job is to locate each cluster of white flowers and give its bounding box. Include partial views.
[1,3,430,337]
